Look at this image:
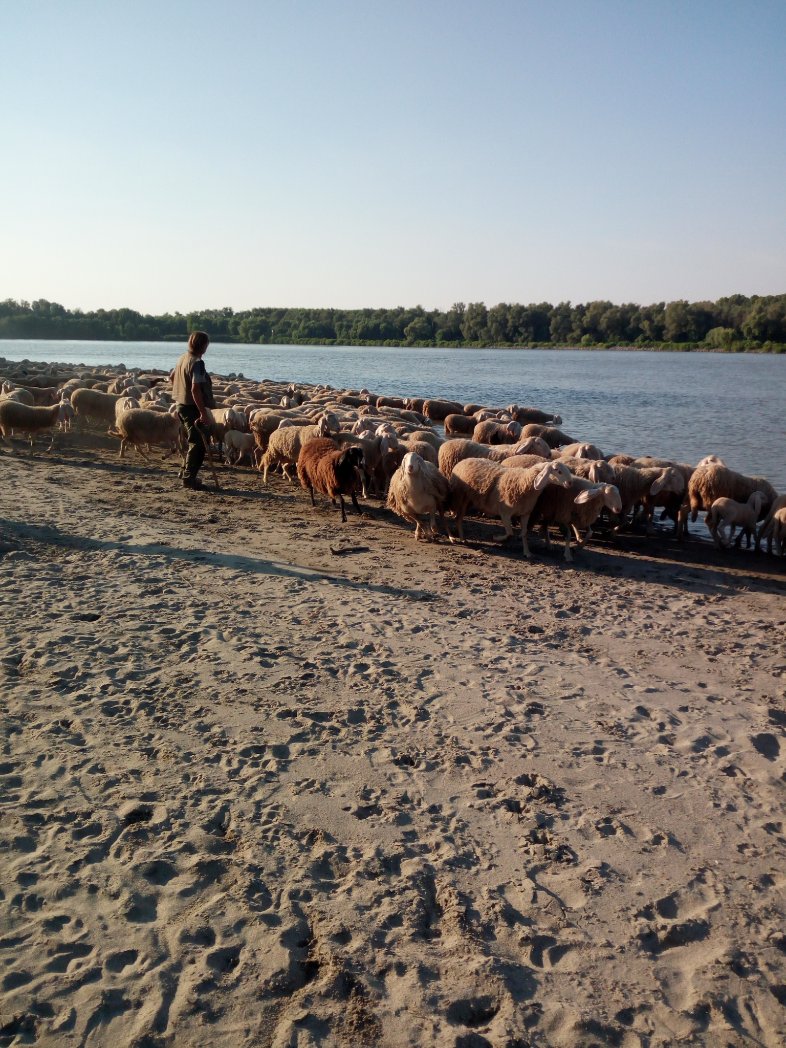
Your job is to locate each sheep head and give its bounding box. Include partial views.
[650,467,684,497]
[338,446,365,471]
[402,451,424,477]
[534,460,573,492]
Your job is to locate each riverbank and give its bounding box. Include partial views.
[1,429,785,1047]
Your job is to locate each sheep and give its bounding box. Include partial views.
[472,419,522,445]
[606,463,685,531]
[115,409,183,460]
[0,401,61,450]
[758,505,786,555]
[558,442,605,461]
[71,387,121,430]
[531,476,623,562]
[444,413,476,437]
[400,438,439,466]
[498,454,549,470]
[506,436,551,459]
[258,421,328,484]
[449,458,573,557]
[57,399,75,432]
[407,429,442,451]
[558,458,616,484]
[297,437,365,522]
[223,430,256,466]
[387,452,453,541]
[423,398,464,422]
[0,388,35,406]
[521,424,576,448]
[687,464,776,529]
[507,405,563,426]
[115,395,141,425]
[438,438,495,479]
[706,491,767,549]
[756,494,786,552]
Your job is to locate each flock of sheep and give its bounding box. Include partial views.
[1,359,784,562]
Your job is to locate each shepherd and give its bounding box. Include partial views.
[171,330,214,490]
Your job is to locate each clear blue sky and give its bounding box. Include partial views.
[2,0,785,314]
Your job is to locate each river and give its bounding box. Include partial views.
[1,339,784,490]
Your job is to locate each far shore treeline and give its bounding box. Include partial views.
[1,295,786,352]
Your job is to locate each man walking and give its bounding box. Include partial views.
[172,331,213,490]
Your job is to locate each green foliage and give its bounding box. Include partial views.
[0,295,785,352]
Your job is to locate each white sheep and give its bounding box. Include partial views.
[223,429,256,466]
[116,408,183,460]
[449,458,573,557]
[387,452,452,542]
[706,491,766,549]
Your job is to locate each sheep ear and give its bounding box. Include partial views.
[574,489,596,504]
[534,464,552,490]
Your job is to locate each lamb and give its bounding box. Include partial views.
[688,464,776,526]
[223,430,256,466]
[258,421,328,484]
[706,491,767,549]
[387,452,453,541]
[0,401,61,450]
[531,476,622,562]
[115,408,183,460]
[472,419,523,445]
[297,437,365,522]
[449,458,573,557]
[71,387,121,430]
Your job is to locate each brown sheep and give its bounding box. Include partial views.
[297,437,365,522]
[443,413,476,437]
[0,401,61,450]
[472,419,522,445]
[521,424,576,448]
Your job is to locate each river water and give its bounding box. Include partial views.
[1,339,784,491]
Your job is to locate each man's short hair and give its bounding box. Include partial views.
[188,331,210,356]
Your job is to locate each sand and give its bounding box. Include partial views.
[1,429,785,1048]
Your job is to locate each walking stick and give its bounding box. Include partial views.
[196,423,221,491]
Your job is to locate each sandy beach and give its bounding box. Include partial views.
[1,423,785,1047]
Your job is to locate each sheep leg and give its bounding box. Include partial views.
[540,522,552,549]
[494,511,514,543]
[519,512,534,558]
[338,494,348,523]
[562,524,573,562]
